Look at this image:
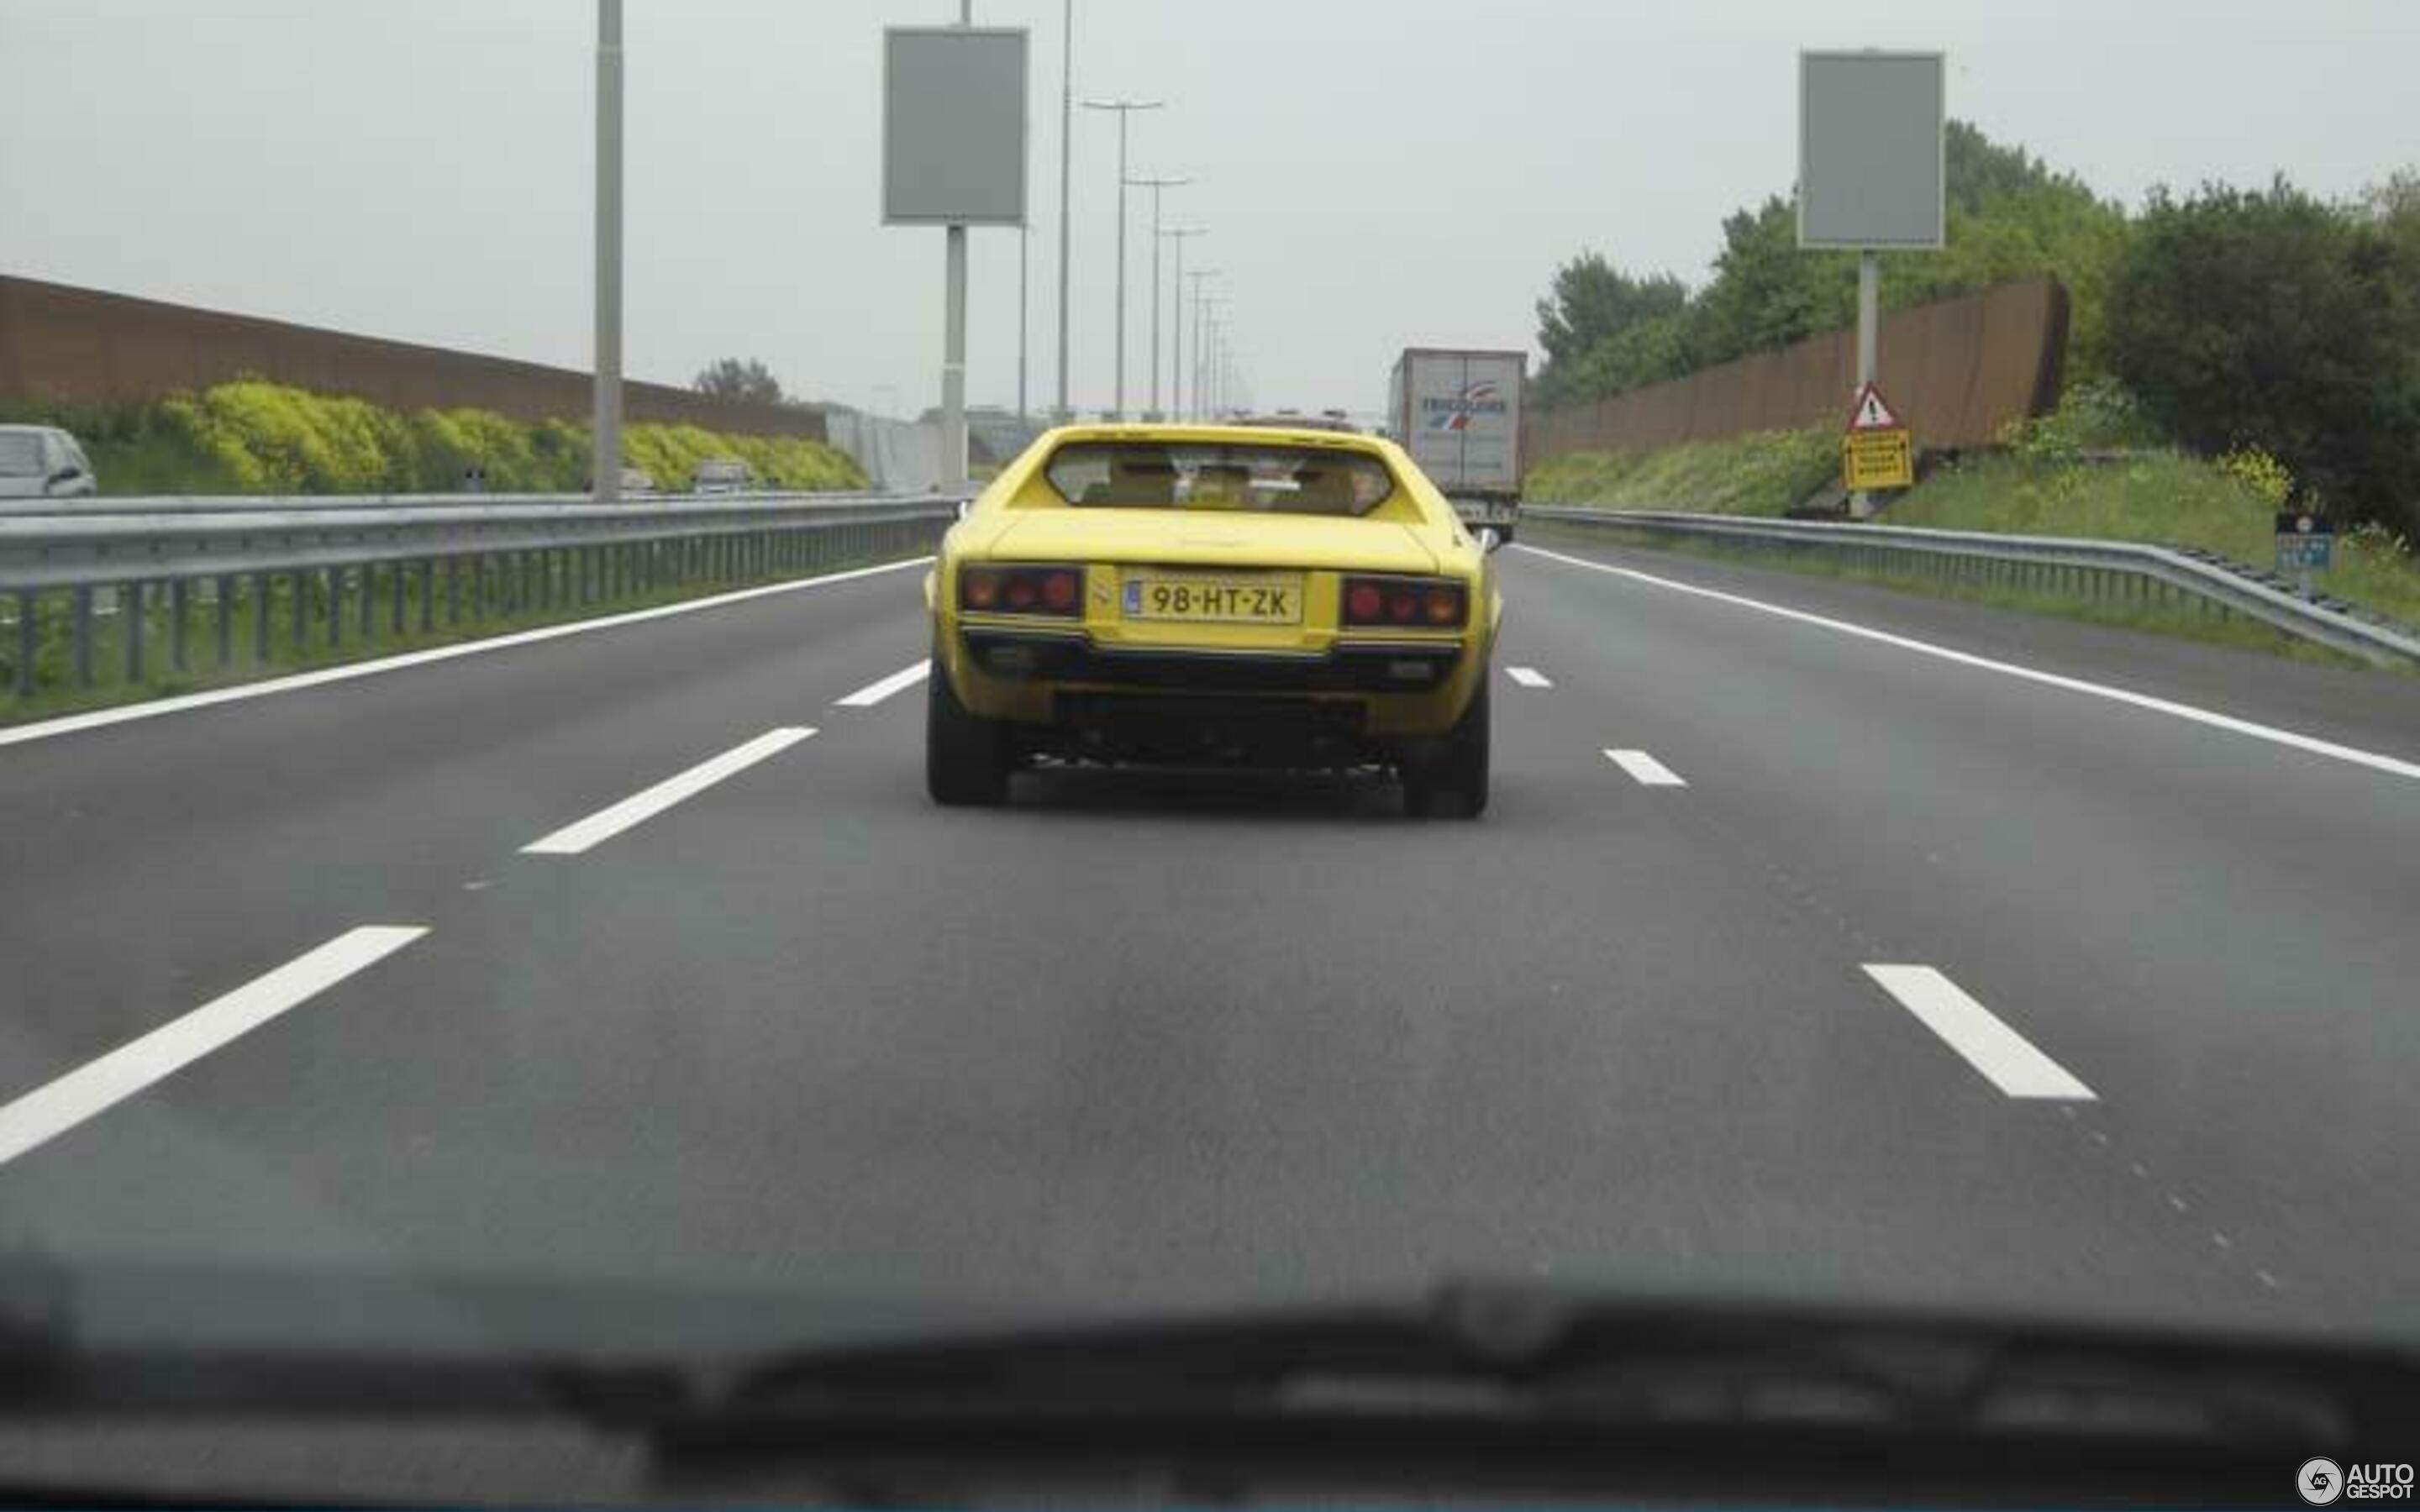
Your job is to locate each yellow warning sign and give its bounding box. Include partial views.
[1842,428,1913,491]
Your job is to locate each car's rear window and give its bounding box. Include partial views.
[0,433,45,477]
[1044,442,1396,516]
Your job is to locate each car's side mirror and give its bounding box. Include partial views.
[1476,527,1504,554]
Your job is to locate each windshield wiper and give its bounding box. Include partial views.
[3,1263,2413,1504]
[644,1280,2417,1487]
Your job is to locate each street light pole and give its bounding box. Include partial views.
[1199,298,1229,420]
[1017,222,1028,425]
[1124,176,1189,418]
[1184,270,1219,420]
[1054,0,1072,422]
[1157,226,1205,423]
[1080,97,1161,419]
[592,0,623,501]
[1204,317,1226,417]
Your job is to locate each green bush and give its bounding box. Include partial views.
[1996,377,2170,462]
[2107,180,2420,533]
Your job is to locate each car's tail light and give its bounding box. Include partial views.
[1342,575,1465,630]
[960,564,1084,618]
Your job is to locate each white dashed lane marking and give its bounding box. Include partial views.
[0,927,429,1168]
[523,727,815,856]
[1861,964,2097,1101]
[836,660,931,708]
[1603,748,1686,786]
[1505,666,1553,688]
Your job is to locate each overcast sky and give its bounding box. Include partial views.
[3,0,2413,422]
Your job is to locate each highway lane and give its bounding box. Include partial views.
[0,563,931,1100]
[3,539,2418,1346]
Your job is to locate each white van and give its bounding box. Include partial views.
[0,425,97,500]
[690,457,754,496]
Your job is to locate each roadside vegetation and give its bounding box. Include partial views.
[1526,382,2420,637]
[1524,130,2420,660]
[1524,427,1834,517]
[1532,132,2420,543]
[0,380,865,496]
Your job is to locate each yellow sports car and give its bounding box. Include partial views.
[923,423,1503,816]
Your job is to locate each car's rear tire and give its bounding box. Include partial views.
[926,649,1010,807]
[1404,673,1490,819]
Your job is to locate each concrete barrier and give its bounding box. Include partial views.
[0,275,827,442]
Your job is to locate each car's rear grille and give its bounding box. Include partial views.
[1050,692,1372,768]
[961,628,1460,693]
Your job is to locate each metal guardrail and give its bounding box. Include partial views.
[1523,506,2420,670]
[2,491,962,701]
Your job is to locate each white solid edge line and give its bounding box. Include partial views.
[1512,543,2420,785]
[0,926,429,1168]
[523,727,815,856]
[835,659,933,707]
[0,557,933,752]
[1604,748,1687,786]
[1506,665,1554,688]
[1862,964,2097,1101]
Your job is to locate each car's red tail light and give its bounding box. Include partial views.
[960,564,1084,618]
[1342,575,1465,630]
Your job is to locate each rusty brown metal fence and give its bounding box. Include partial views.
[0,275,826,442]
[1524,277,2067,464]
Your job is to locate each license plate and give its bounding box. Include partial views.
[1122,575,1302,623]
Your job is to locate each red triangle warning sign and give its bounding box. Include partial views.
[1847,381,1902,433]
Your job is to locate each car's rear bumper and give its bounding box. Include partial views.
[959,626,1465,695]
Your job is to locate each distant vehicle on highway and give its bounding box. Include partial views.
[0,423,97,500]
[1387,348,1525,541]
[618,465,658,496]
[1234,411,1360,434]
[925,423,1503,816]
[690,457,754,495]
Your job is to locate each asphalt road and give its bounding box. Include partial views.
[5,532,2419,1351]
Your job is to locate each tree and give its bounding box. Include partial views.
[1888,172,2130,377]
[2107,179,2420,530]
[1944,119,2052,217]
[1531,121,2135,408]
[1691,196,1858,365]
[693,357,786,406]
[1534,252,1688,368]
[1534,252,1687,405]
[1568,308,1702,397]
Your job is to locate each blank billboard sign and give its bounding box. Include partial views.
[882,27,1029,226]
[1798,51,1944,249]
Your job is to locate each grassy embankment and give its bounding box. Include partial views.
[1522,393,2420,667]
